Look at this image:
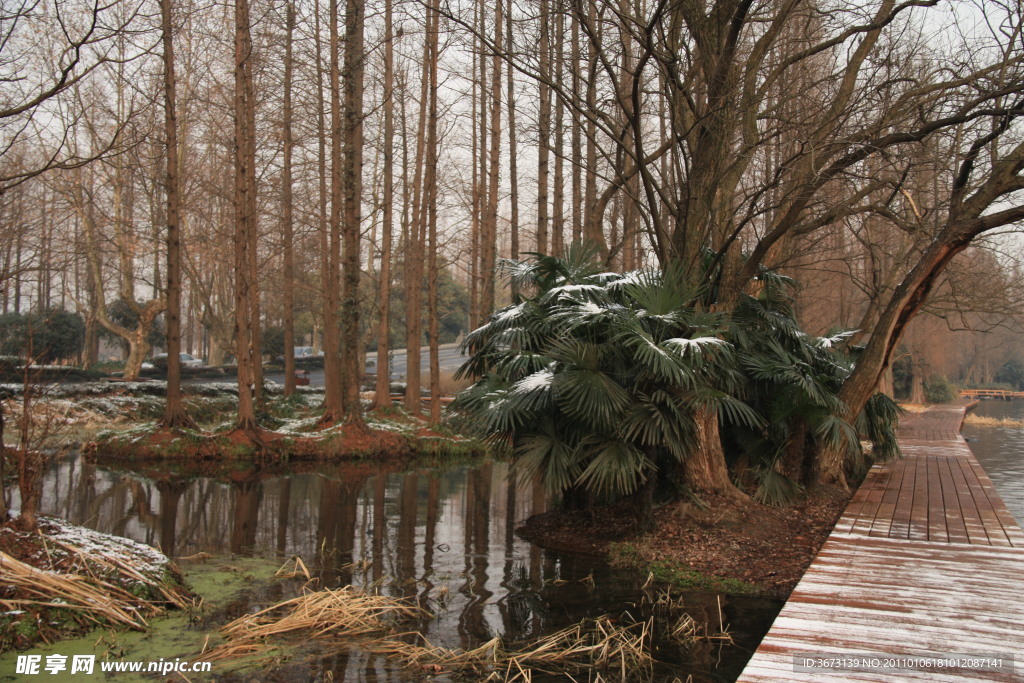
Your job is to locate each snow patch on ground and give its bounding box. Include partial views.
[40,515,171,576]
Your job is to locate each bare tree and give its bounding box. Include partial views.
[160,0,193,428]
[0,0,146,190]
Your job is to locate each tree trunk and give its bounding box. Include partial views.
[480,0,500,317]
[536,0,550,254]
[403,6,431,415]
[506,0,519,260]
[281,0,297,397]
[426,0,441,424]
[160,0,193,428]
[341,0,365,423]
[233,0,259,432]
[683,408,748,501]
[321,0,344,424]
[373,0,395,410]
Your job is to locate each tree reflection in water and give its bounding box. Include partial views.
[28,453,781,681]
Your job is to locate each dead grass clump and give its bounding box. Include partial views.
[376,615,652,680]
[437,370,473,397]
[962,414,1024,428]
[643,590,734,646]
[204,586,423,661]
[0,540,189,644]
[0,551,156,631]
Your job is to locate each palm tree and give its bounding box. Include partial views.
[721,269,900,504]
[451,246,900,523]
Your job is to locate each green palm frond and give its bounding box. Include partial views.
[514,430,583,494]
[504,368,556,415]
[814,414,861,459]
[753,465,805,506]
[614,319,688,384]
[490,352,554,381]
[575,439,653,496]
[553,366,631,426]
[856,393,903,462]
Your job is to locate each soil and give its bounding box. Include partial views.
[517,485,851,599]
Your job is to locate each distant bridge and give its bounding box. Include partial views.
[958,388,1024,400]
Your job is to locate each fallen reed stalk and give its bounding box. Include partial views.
[0,551,158,630]
[203,585,423,661]
[374,615,653,679]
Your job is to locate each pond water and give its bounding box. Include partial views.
[21,454,782,681]
[960,400,1024,525]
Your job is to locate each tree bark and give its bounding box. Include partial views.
[536,0,550,254]
[281,0,297,397]
[321,0,344,424]
[341,0,366,422]
[682,408,748,501]
[426,0,441,423]
[373,0,395,410]
[233,0,259,432]
[506,0,519,260]
[160,0,194,428]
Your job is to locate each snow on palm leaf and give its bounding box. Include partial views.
[450,247,901,509]
[451,247,732,499]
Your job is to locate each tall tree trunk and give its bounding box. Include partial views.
[481,0,501,316]
[570,8,582,245]
[536,0,550,254]
[551,8,564,257]
[373,0,395,410]
[160,0,194,428]
[233,0,258,431]
[403,7,431,415]
[314,0,331,406]
[426,0,441,424]
[468,5,480,329]
[341,0,365,422]
[321,0,344,423]
[281,0,297,396]
[506,0,519,260]
[583,0,604,256]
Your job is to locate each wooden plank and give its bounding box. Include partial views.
[940,456,971,543]
[871,456,907,538]
[889,455,916,539]
[909,453,931,541]
[739,402,1024,683]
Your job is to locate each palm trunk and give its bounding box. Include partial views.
[683,408,748,500]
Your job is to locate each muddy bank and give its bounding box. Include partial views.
[517,485,851,599]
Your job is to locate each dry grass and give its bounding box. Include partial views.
[962,414,1024,428]
[437,370,473,397]
[374,615,653,680]
[642,589,733,646]
[0,548,184,631]
[203,585,423,661]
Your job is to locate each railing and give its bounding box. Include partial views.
[958,388,1024,399]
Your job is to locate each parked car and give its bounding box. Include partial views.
[151,352,204,368]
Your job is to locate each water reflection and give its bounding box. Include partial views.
[962,400,1024,525]
[25,455,779,681]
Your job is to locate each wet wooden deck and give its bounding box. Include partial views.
[739,403,1024,682]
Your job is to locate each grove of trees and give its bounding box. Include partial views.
[4,0,1024,500]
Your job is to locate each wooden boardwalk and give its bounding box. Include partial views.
[739,403,1024,682]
